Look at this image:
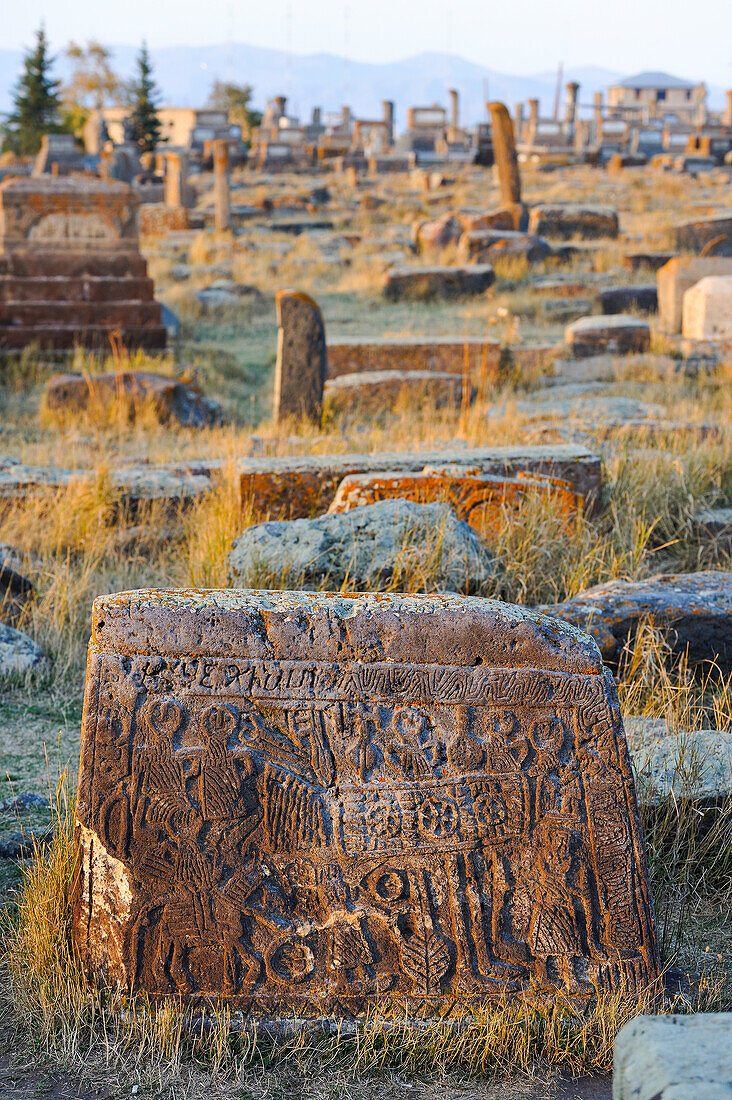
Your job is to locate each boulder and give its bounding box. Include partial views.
[528,204,619,240]
[539,570,732,670]
[42,371,224,429]
[323,370,464,419]
[565,315,651,358]
[0,623,43,674]
[614,1014,732,1100]
[383,264,495,301]
[692,507,732,551]
[228,499,496,592]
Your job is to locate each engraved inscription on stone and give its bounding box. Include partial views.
[72,591,659,1013]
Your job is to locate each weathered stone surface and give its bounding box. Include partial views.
[623,252,677,273]
[326,337,501,382]
[701,234,732,258]
[487,102,522,208]
[328,468,582,535]
[657,256,732,333]
[0,623,43,674]
[0,458,216,506]
[139,204,189,237]
[228,500,495,591]
[383,264,495,301]
[528,205,619,240]
[539,571,732,670]
[42,372,223,429]
[673,213,732,253]
[0,177,166,351]
[682,276,732,341]
[632,729,732,805]
[72,587,658,1011]
[237,444,603,519]
[273,290,327,425]
[565,316,651,358]
[598,286,657,314]
[413,213,463,251]
[323,370,463,418]
[613,1013,732,1100]
[458,230,552,264]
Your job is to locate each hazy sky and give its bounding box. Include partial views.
[5,0,732,85]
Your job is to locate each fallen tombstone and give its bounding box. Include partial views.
[383,264,495,301]
[0,827,54,859]
[327,467,582,535]
[237,444,602,519]
[541,298,595,322]
[0,458,218,508]
[273,289,326,425]
[682,275,732,341]
[0,792,50,813]
[598,286,657,314]
[326,337,501,383]
[538,570,732,670]
[228,499,495,591]
[0,623,43,674]
[673,213,732,253]
[72,587,659,1009]
[527,204,619,240]
[614,1014,732,1100]
[657,256,732,333]
[0,544,34,595]
[631,729,732,805]
[458,229,552,263]
[42,371,224,429]
[323,370,464,418]
[564,315,651,358]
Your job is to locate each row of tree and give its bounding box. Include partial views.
[1,27,261,157]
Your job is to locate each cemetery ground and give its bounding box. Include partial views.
[0,161,731,1098]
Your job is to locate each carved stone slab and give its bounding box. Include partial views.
[72,591,658,1014]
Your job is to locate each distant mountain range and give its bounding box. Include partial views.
[0,43,725,128]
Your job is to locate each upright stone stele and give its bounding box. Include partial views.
[487,102,524,229]
[72,589,659,1012]
[212,139,231,232]
[164,152,188,208]
[273,289,326,425]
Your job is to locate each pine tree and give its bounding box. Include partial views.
[1,25,66,155]
[126,43,163,154]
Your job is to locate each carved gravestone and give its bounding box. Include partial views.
[72,590,659,1013]
[273,290,327,425]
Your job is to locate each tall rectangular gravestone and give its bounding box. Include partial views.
[72,590,659,1014]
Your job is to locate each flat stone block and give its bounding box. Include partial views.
[614,1013,732,1100]
[539,570,732,671]
[528,204,619,240]
[565,315,650,358]
[598,286,657,314]
[682,275,732,341]
[0,177,139,253]
[657,257,732,333]
[323,370,463,417]
[237,444,603,519]
[673,213,732,253]
[72,589,658,1012]
[328,467,583,534]
[458,229,552,263]
[383,264,495,301]
[326,337,501,381]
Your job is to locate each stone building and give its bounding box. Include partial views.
[606,72,706,124]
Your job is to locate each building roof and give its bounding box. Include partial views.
[615,71,695,90]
